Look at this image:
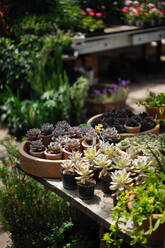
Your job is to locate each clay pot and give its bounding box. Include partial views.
[44,150,63,160]
[82,139,102,151]
[145,105,165,120]
[41,134,53,147]
[124,123,141,133]
[29,150,45,159]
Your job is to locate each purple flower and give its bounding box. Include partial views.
[118,78,130,87]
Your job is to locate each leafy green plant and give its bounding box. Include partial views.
[137,91,165,107]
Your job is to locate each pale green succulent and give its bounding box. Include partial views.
[110,169,133,192]
[83,147,100,164]
[75,164,95,185]
[93,154,112,178]
[70,151,82,164]
[61,160,74,174]
[112,155,131,170]
[100,142,118,159]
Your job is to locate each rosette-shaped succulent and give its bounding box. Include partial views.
[75,164,95,185]
[110,169,133,192]
[61,160,75,174]
[26,128,41,141]
[68,126,83,139]
[30,140,45,152]
[70,151,82,164]
[47,142,62,154]
[52,121,71,139]
[101,127,120,144]
[41,123,54,136]
[93,154,112,178]
[100,143,118,159]
[64,138,80,152]
[112,155,131,170]
[83,147,100,164]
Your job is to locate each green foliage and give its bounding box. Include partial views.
[81,15,105,32]
[103,173,165,247]
[70,76,89,124]
[11,13,57,37]
[137,91,165,107]
[0,136,96,248]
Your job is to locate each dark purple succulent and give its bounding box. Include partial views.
[41,123,54,136]
[30,140,45,152]
[52,121,71,138]
[140,116,156,132]
[125,118,140,127]
[68,126,83,138]
[26,128,41,141]
[64,139,80,152]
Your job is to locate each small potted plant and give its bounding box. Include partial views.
[137,91,165,120]
[82,128,100,150]
[124,118,141,133]
[26,128,41,149]
[60,160,77,190]
[63,139,81,159]
[29,139,45,159]
[40,123,54,147]
[101,127,121,144]
[94,154,113,194]
[75,163,96,200]
[52,121,71,141]
[44,142,62,160]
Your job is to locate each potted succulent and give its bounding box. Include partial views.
[63,138,81,159]
[100,127,121,144]
[26,128,41,149]
[75,163,96,200]
[40,123,54,147]
[82,128,100,150]
[44,142,62,160]
[52,121,71,141]
[60,160,77,190]
[94,154,113,194]
[29,139,45,159]
[137,91,165,120]
[124,118,141,133]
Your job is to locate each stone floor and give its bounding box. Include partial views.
[0,73,165,248]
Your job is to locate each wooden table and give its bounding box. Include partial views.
[17,163,150,248]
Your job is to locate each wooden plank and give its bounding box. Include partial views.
[132,30,165,45]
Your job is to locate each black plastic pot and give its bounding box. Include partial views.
[100,175,112,195]
[77,183,95,200]
[60,168,77,190]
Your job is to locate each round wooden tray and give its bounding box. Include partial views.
[19,141,63,178]
[87,113,160,139]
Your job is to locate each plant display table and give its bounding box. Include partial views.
[17,163,155,248]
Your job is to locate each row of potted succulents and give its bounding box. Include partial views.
[90,107,156,133]
[26,121,121,160]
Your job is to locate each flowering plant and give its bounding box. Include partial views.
[81,8,105,32]
[121,1,164,21]
[90,78,130,103]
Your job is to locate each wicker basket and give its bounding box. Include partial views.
[87,113,160,139]
[19,141,63,178]
[86,84,128,115]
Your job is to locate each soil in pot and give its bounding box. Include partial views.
[60,168,77,190]
[77,182,96,200]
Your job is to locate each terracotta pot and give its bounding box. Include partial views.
[41,134,53,147]
[44,150,63,160]
[128,194,165,247]
[124,123,141,133]
[29,149,45,159]
[82,139,101,151]
[63,148,72,160]
[145,105,165,120]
